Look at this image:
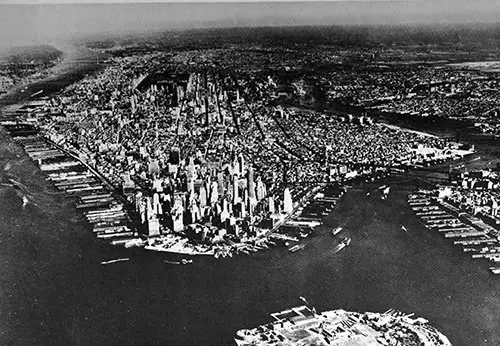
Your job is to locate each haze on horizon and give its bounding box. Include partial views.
[0,0,500,48]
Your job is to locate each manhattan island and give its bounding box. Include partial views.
[2,48,472,259]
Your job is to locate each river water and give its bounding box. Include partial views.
[1,47,500,346]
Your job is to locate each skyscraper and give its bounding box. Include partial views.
[256,177,266,201]
[238,153,245,176]
[153,192,163,215]
[248,167,256,200]
[220,199,229,223]
[283,187,293,214]
[217,172,225,197]
[146,197,160,237]
[199,185,207,208]
[172,193,185,232]
[233,176,240,205]
[210,181,219,206]
[269,196,275,214]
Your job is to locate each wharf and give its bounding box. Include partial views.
[1,126,142,248]
[234,305,452,346]
[268,184,324,234]
[420,214,456,220]
[455,238,495,245]
[436,226,473,232]
[444,230,486,238]
[409,192,500,271]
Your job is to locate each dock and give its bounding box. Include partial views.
[409,192,500,272]
[2,125,143,249]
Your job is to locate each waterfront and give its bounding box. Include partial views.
[2,43,500,346]
[2,125,500,345]
[0,44,106,110]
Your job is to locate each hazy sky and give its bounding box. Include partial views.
[1,1,499,47]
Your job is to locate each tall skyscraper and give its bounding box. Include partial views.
[233,176,240,205]
[217,172,225,197]
[256,177,265,201]
[153,192,163,215]
[146,197,160,237]
[220,199,230,223]
[283,187,293,214]
[238,153,245,176]
[210,181,219,206]
[199,185,207,208]
[172,193,185,232]
[248,167,256,199]
[269,196,275,214]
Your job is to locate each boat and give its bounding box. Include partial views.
[289,244,305,253]
[334,237,351,253]
[490,267,500,274]
[299,231,310,238]
[101,258,129,265]
[332,226,343,236]
[164,259,193,265]
[30,89,43,98]
[381,186,391,200]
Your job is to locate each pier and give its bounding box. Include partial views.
[409,192,500,274]
[2,124,143,249]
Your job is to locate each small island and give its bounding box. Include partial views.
[234,304,452,346]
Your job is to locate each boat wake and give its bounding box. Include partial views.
[101,258,129,265]
[400,224,426,245]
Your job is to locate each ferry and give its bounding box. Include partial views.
[101,258,129,265]
[289,244,305,253]
[334,237,351,253]
[331,226,343,236]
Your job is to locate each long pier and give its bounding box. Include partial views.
[409,192,500,274]
[1,124,143,248]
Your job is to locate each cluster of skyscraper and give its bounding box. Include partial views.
[133,151,295,241]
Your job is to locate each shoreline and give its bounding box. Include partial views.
[0,46,478,261]
[235,304,452,346]
[0,43,108,112]
[377,122,439,139]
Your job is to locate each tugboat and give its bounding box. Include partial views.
[331,226,343,236]
[334,237,351,253]
[289,244,306,253]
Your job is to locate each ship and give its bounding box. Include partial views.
[381,186,391,200]
[331,226,343,236]
[30,89,43,98]
[289,244,305,253]
[164,259,193,265]
[100,258,129,265]
[234,304,452,346]
[334,237,351,253]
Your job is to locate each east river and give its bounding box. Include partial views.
[1,47,500,346]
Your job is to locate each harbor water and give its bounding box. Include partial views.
[2,47,500,346]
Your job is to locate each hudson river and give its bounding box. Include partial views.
[1,48,500,346]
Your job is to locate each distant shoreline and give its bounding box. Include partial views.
[0,44,107,113]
